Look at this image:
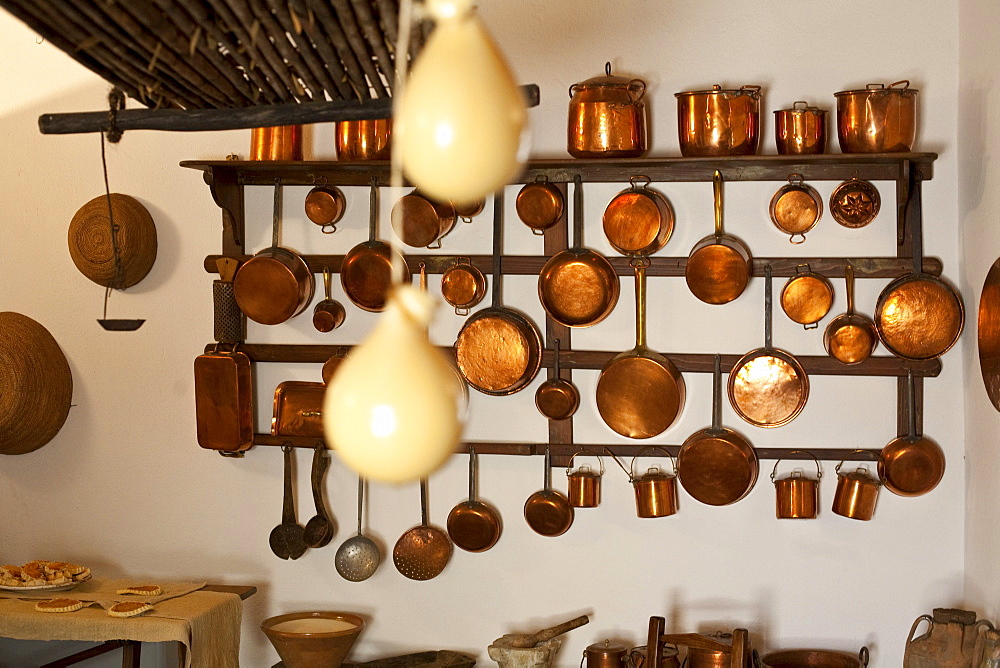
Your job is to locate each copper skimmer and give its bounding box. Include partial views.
[393,478,453,580]
[878,371,945,496]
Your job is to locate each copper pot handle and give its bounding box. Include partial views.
[835,449,880,475]
[713,170,725,239]
[629,175,651,191]
[566,450,605,477]
[770,450,822,482]
[627,79,646,104]
[628,446,676,480]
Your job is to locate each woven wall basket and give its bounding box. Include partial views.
[68,193,157,289]
[0,312,73,455]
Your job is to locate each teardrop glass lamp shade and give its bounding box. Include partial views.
[323,285,465,483]
[396,4,527,207]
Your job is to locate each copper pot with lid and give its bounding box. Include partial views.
[771,451,822,519]
[584,640,627,668]
[610,447,679,519]
[566,452,603,508]
[336,118,391,161]
[676,85,761,157]
[835,80,917,153]
[568,62,648,158]
[774,101,827,155]
[831,450,881,521]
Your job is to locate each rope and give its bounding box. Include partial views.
[106,87,125,143]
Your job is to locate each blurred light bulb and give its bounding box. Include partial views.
[396,2,527,207]
[323,285,464,483]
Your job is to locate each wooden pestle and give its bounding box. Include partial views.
[505,615,590,648]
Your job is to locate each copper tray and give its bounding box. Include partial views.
[271,381,326,438]
[194,349,253,452]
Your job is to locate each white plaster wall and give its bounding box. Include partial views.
[0,2,966,666]
[958,0,1000,623]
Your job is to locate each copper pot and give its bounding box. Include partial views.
[441,257,487,316]
[250,125,302,161]
[610,447,678,519]
[336,118,391,161]
[568,62,647,158]
[391,191,458,249]
[517,177,564,235]
[771,451,822,519]
[780,264,834,330]
[585,640,627,668]
[835,80,917,153]
[769,174,823,244]
[831,451,881,521]
[566,452,603,508]
[675,85,761,157]
[341,183,410,312]
[774,102,827,155]
[762,648,868,668]
[627,646,680,668]
[603,176,675,257]
[304,184,346,234]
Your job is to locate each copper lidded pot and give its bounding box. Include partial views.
[675,85,762,157]
[835,81,917,153]
[566,452,604,508]
[585,640,628,668]
[612,447,679,519]
[568,62,648,158]
[250,125,302,161]
[831,451,881,521]
[774,102,827,155]
[336,119,392,161]
[771,451,822,519]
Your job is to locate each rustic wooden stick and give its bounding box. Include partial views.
[349,0,396,87]
[284,1,353,100]
[373,0,399,46]
[211,0,302,101]
[262,0,341,98]
[329,0,390,97]
[305,0,376,99]
[243,0,322,100]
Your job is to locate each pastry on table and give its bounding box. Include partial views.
[108,601,152,618]
[116,585,162,596]
[35,598,84,613]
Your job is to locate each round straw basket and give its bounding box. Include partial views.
[68,194,157,289]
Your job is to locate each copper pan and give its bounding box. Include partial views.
[824,264,878,365]
[233,181,315,325]
[304,183,345,234]
[603,176,675,257]
[878,372,945,496]
[441,257,488,316]
[391,191,458,249]
[535,338,580,420]
[447,447,502,552]
[978,257,1000,410]
[780,264,834,330]
[769,174,822,244]
[685,171,752,305]
[538,175,620,327]
[596,258,685,439]
[678,355,757,506]
[523,445,574,537]
[875,179,963,361]
[729,266,809,427]
[455,194,542,396]
[341,181,410,312]
[516,177,564,235]
[762,647,868,668]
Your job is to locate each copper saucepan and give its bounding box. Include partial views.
[341,181,411,312]
[875,178,963,361]
[729,265,809,428]
[832,450,881,521]
[455,193,543,396]
[233,180,315,325]
[780,264,834,330]
[535,338,580,421]
[304,183,345,234]
[391,191,458,249]
[523,445,574,537]
[441,257,487,316]
[447,447,502,552]
[824,264,878,365]
[685,170,752,305]
[768,174,822,244]
[603,176,675,257]
[538,175,620,328]
[878,371,945,497]
[565,451,603,508]
[596,258,686,439]
[679,354,758,506]
[516,176,564,235]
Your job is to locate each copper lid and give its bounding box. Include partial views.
[835,80,918,97]
[573,62,645,90]
[675,84,761,98]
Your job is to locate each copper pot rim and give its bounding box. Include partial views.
[677,427,758,506]
[234,245,315,323]
[339,240,410,312]
[874,273,964,361]
[835,80,918,97]
[603,180,675,256]
[728,347,810,428]
[454,305,543,396]
[675,84,762,99]
[773,101,827,116]
[538,248,621,328]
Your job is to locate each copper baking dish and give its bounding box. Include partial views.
[271,381,326,438]
[194,347,254,453]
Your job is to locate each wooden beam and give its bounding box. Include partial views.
[38,84,541,135]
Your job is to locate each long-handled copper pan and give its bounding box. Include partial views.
[685,170,752,305]
[447,447,502,552]
[523,445,574,537]
[729,266,809,427]
[341,180,411,312]
[875,177,963,361]
[679,355,758,506]
[538,175,620,328]
[455,194,543,395]
[824,264,878,365]
[596,258,686,439]
[878,371,945,496]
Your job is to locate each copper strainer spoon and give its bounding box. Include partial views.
[393,478,453,580]
[335,477,381,582]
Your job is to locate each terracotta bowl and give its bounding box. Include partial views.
[261,611,365,668]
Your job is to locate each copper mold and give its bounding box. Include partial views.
[830,177,881,228]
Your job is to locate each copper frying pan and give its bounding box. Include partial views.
[603,176,675,257]
[233,181,315,325]
[728,266,809,427]
[596,258,686,439]
[455,194,543,395]
[978,257,1000,410]
[685,170,752,304]
[875,177,963,360]
[824,264,878,365]
[447,447,502,552]
[878,371,945,496]
[538,175,620,328]
[523,445,574,537]
[341,181,410,312]
[678,354,758,506]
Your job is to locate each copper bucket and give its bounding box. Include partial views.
[336,119,391,161]
[773,102,827,155]
[613,447,678,518]
[250,125,302,161]
[835,81,917,153]
[566,452,604,508]
[832,451,881,521]
[675,85,761,157]
[771,451,822,519]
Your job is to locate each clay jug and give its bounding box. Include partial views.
[904,608,994,667]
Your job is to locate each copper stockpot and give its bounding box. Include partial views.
[774,101,827,155]
[824,264,878,365]
[250,125,302,161]
[391,191,458,249]
[566,453,603,508]
[609,447,679,518]
[835,81,917,153]
[676,85,761,157]
[831,451,881,521]
[517,177,564,234]
[336,118,391,161]
[771,451,822,519]
[441,257,487,316]
[341,182,411,312]
[780,264,834,330]
[585,640,627,668]
[769,174,823,244]
[603,176,675,257]
[568,62,647,158]
[686,171,752,305]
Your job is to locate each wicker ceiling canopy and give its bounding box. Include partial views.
[0,0,416,110]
